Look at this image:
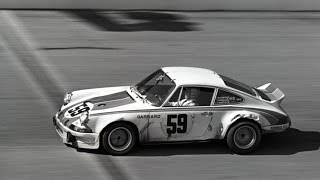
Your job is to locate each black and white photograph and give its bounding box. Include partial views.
[1,0,320,179]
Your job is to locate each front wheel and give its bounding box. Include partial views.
[226,121,261,154]
[102,123,137,155]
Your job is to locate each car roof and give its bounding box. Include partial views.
[161,67,227,88]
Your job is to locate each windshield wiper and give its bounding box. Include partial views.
[130,85,135,93]
[130,86,148,103]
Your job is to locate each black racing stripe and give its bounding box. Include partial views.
[90,107,229,116]
[212,106,287,124]
[91,106,286,126]
[59,92,134,119]
[91,107,215,116]
[92,97,135,110]
[90,91,132,103]
[91,110,151,117]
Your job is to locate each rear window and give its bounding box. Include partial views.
[215,89,244,105]
[219,75,256,96]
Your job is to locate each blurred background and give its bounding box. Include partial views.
[1,1,320,180]
[3,0,320,10]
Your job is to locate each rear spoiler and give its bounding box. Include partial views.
[257,83,285,104]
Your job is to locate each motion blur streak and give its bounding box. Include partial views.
[0,11,66,109]
[0,10,129,180]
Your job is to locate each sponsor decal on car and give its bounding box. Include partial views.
[137,114,161,119]
[270,124,287,130]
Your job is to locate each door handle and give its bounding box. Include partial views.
[201,112,213,116]
[201,112,208,116]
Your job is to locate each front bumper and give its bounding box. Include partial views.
[53,113,99,149]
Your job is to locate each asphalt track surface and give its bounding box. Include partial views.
[1,10,320,180]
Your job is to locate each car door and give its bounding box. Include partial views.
[147,86,216,142]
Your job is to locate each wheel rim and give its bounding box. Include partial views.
[108,127,132,152]
[233,125,257,149]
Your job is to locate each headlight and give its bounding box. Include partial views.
[63,92,72,105]
[79,112,89,124]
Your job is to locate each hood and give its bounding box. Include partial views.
[59,86,153,124]
[60,86,138,119]
[63,86,129,109]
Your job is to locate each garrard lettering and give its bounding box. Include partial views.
[137,114,160,119]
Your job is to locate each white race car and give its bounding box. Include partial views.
[53,67,290,155]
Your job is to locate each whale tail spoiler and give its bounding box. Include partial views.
[257,83,285,105]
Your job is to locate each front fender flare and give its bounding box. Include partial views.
[93,113,125,133]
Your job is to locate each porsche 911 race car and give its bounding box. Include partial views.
[53,67,290,155]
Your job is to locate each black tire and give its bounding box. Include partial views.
[226,121,261,154]
[101,122,137,155]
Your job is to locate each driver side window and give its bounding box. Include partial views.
[164,87,215,107]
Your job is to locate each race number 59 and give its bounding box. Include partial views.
[167,114,187,135]
[64,102,93,118]
[68,103,90,117]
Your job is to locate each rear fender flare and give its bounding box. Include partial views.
[220,110,266,138]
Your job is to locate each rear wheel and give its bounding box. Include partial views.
[102,123,137,155]
[226,121,261,154]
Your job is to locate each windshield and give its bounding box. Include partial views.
[219,74,256,96]
[135,69,176,106]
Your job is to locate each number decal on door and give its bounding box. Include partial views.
[167,114,187,135]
